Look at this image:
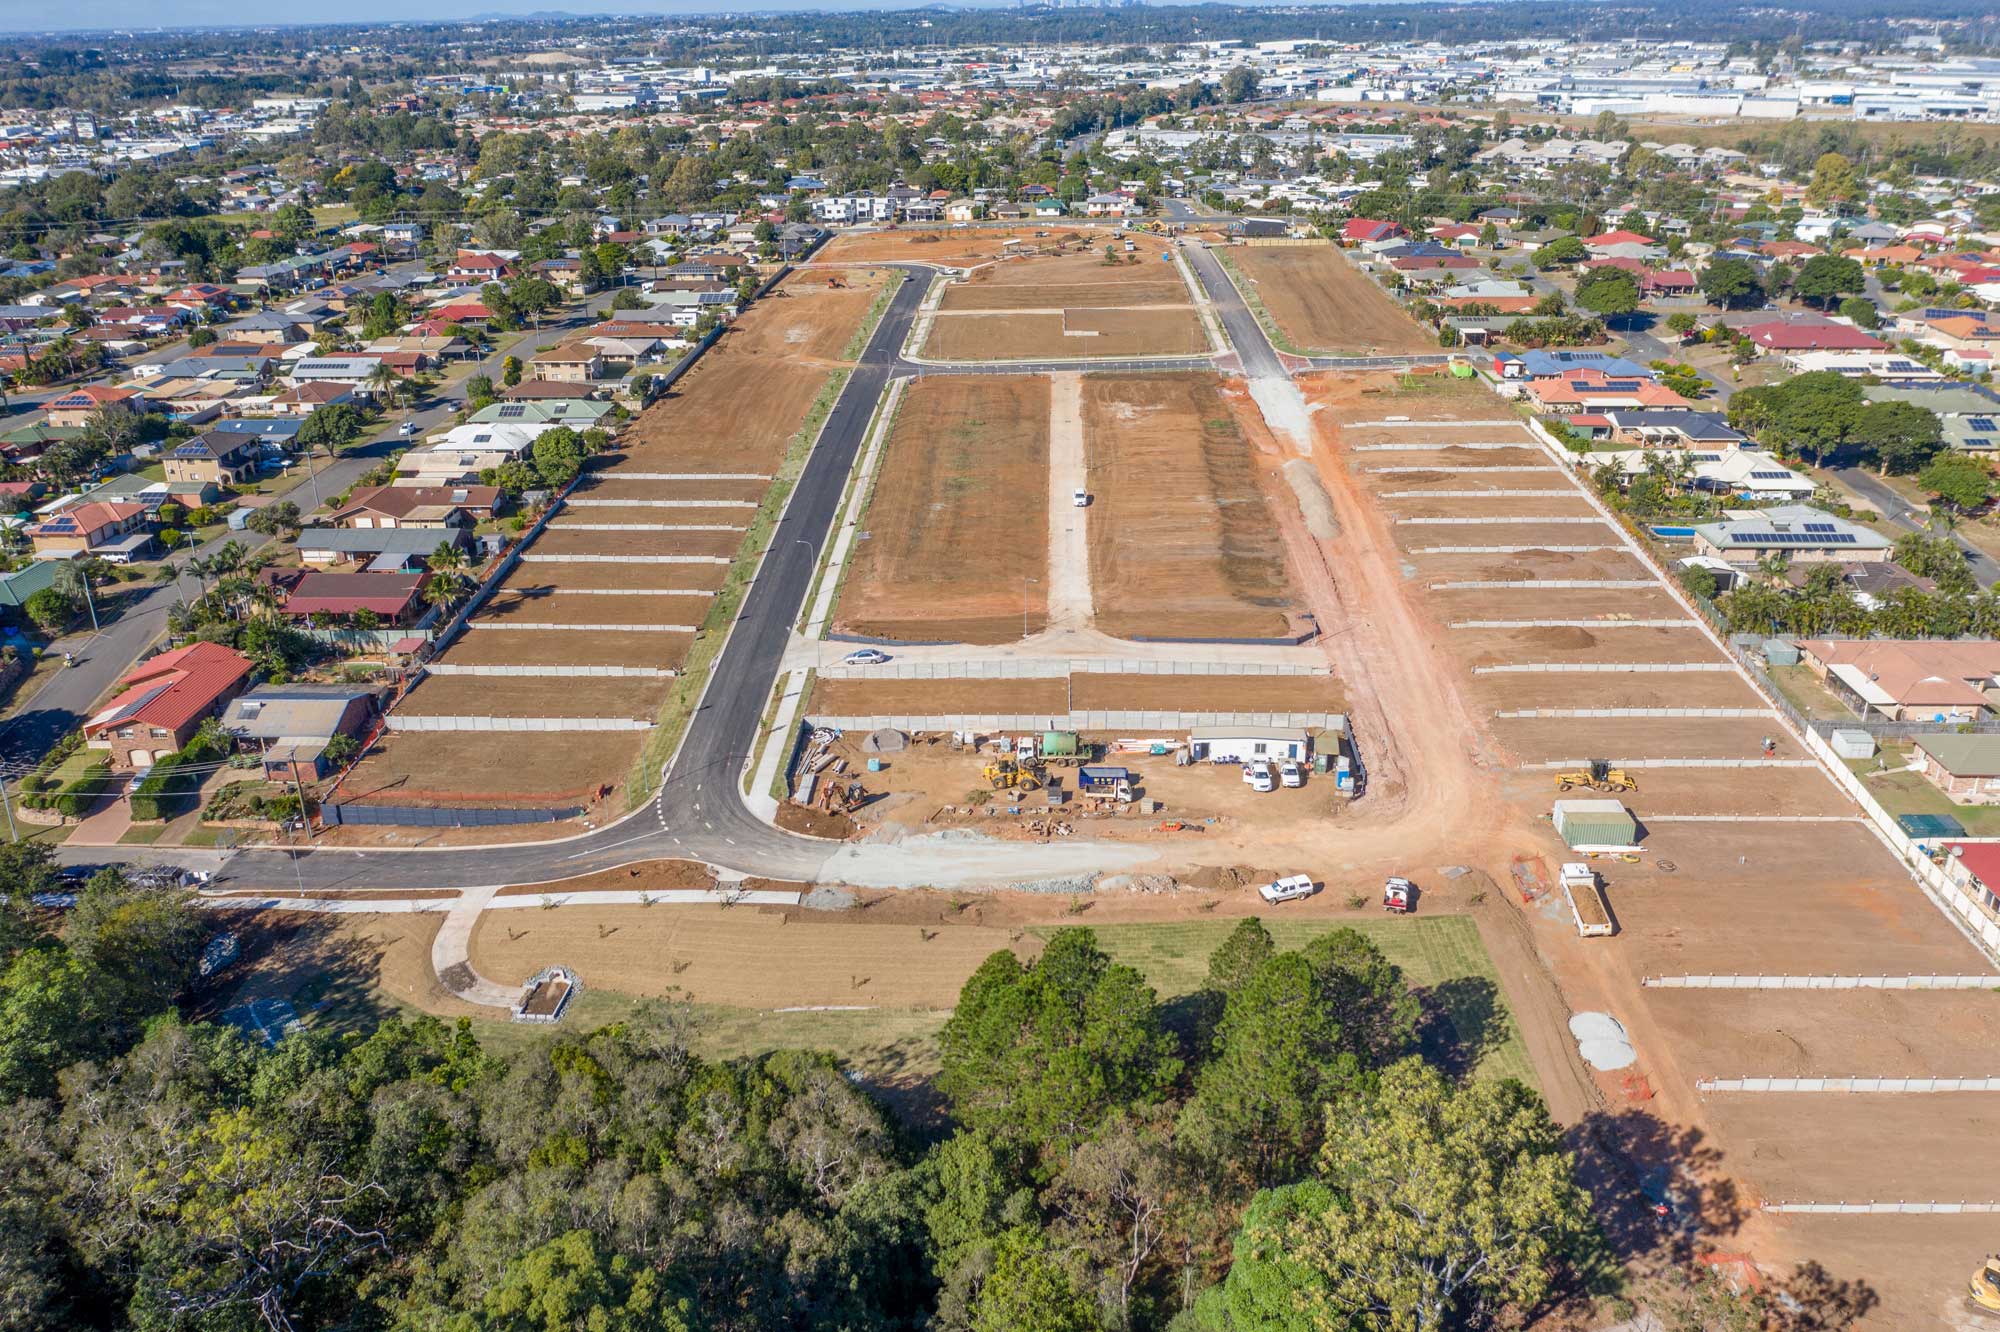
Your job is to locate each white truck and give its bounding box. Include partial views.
[1257,874,1317,904]
[1560,863,1615,937]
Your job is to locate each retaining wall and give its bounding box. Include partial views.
[809,710,1346,732]
[385,715,653,732]
[814,658,1331,682]
[1646,974,1998,989]
[1698,1076,2000,1093]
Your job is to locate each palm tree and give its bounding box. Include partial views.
[429,540,466,573]
[364,362,401,408]
[153,560,181,584]
[423,572,464,611]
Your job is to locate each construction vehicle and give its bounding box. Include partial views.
[982,758,1043,791]
[1560,863,1615,938]
[1968,1256,2000,1320]
[1553,760,1638,794]
[1038,731,1085,766]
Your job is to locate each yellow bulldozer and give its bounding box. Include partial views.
[1971,1256,2000,1320]
[982,759,1044,791]
[1553,760,1638,794]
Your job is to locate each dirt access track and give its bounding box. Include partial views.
[1297,368,2000,1328]
[836,374,1052,643]
[1083,372,1302,639]
[1229,245,1435,356]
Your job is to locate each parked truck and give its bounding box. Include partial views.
[1560,863,1615,937]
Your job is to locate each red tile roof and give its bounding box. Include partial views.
[85,641,251,737]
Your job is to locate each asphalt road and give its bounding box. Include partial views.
[1182,243,1289,379]
[1827,465,2000,588]
[94,272,932,889]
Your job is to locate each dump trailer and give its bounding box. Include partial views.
[1560,863,1615,937]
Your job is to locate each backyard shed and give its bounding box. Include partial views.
[1553,798,1640,851]
[1829,729,1875,760]
[1763,639,1800,667]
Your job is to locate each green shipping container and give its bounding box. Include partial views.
[1040,731,1080,757]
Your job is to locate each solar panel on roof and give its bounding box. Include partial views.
[1750,471,1793,480]
[496,404,525,418]
[1970,419,1996,433]
[1803,522,1837,532]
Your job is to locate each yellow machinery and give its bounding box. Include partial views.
[982,759,1043,791]
[1553,760,1638,794]
[1971,1256,2000,1319]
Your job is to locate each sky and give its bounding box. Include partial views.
[6,0,1064,36]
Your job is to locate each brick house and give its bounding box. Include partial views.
[25,500,151,560]
[83,641,253,769]
[164,429,263,486]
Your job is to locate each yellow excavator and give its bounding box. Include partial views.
[982,759,1043,791]
[1970,1256,2000,1319]
[1553,760,1638,794]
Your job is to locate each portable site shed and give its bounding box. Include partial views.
[1188,724,1311,765]
[1553,799,1640,852]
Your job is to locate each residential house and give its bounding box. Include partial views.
[296,525,467,569]
[1794,640,2000,723]
[1861,383,2000,452]
[1340,218,1403,244]
[221,682,380,779]
[1741,316,1887,355]
[1913,735,2000,804]
[1690,505,1893,566]
[25,500,151,561]
[328,484,498,529]
[83,641,253,768]
[43,384,149,428]
[164,428,263,486]
[529,342,605,382]
[447,251,514,282]
[1524,369,1693,414]
[279,571,426,626]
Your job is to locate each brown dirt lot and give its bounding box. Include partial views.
[1068,673,1347,713]
[1316,373,1503,421]
[1084,373,1299,639]
[923,309,1209,361]
[574,477,769,503]
[1229,246,1433,355]
[533,530,743,559]
[1412,549,1651,584]
[836,374,1051,643]
[1431,587,1692,622]
[396,675,666,720]
[818,227,1125,268]
[1492,715,1790,763]
[1354,443,1548,466]
[501,561,729,593]
[1498,763,1854,818]
[553,505,750,528]
[339,731,636,806]
[809,678,1069,717]
[772,268,891,362]
[1363,468,1569,494]
[1650,989,2000,1081]
[444,628,691,671]
[1381,493,1605,521]
[619,312,842,474]
[477,591,711,628]
[960,245,1175,289]
[1451,625,1720,668]
[1468,669,1768,713]
[940,278,1188,311]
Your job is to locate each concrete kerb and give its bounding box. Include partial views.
[1697,1076,2000,1093]
[745,669,811,819]
[812,658,1331,682]
[1645,974,2000,989]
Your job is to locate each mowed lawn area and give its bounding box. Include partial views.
[422,912,1534,1091]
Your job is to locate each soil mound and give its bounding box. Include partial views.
[1524,626,1596,649]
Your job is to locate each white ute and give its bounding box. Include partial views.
[1279,760,1305,788]
[1242,761,1276,793]
[1072,488,1091,507]
[1257,874,1317,904]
